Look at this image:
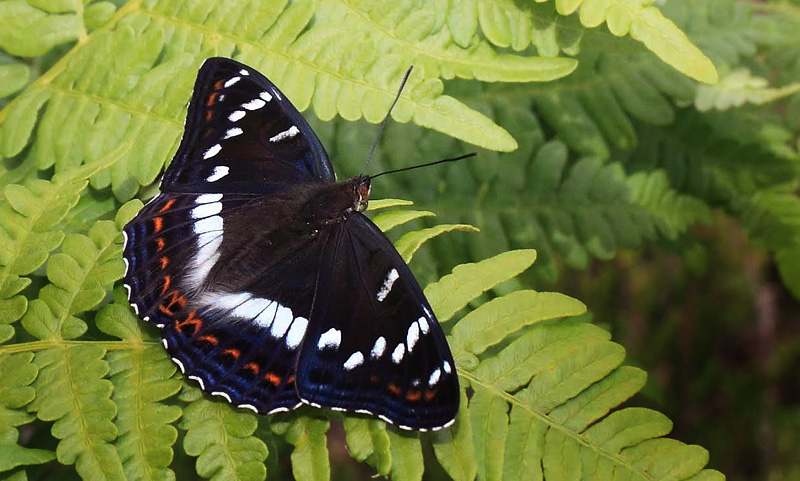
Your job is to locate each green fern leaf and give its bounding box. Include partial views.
[283,416,330,481]
[20,220,122,340]
[316,0,577,83]
[28,345,125,480]
[371,209,434,232]
[0,179,89,340]
[0,352,55,472]
[450,290,586,356]
[695,69,800,112]
[425,249,537,322]
[446,284,722,480]
[0,1,83,57]
[181,399,268,481]
[396,224,479,263]
[0,63,29,99]
[343,418,391,476]
[96,303,182,481]
[431,389,477,481]
[386,431,423,481]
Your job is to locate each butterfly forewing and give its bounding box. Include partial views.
[162,57,334,193]
[122,57,460,431]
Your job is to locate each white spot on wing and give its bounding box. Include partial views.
[317,328,341,350]
[224,127,243,139]
[242,98,266,110]
[260,91,272,102]
[207,166,229,182]
[392,343,405,364]
[212,391,232,402]
[229,110,246,122]
[162,339,169,349]
[203,144,222,159]
[194,216,223,234]
[417,316,429,334]
[123,283,131,298]
[343,351,364,370]
[131,303,139,314]
[269,306,294,338]
[189,375,205,390]
[239,69,249,76]
[172,357,185,373]
[191,202,222,219]
[378,414,394,425]
[197,193,223,203]
[285,317,308,349]
[443,361,452,374]
[376,268,399,302]
[188,231,222,287]
[370,336,386,359]
[121,230,128,250]
[407,321,420,352]
[239,404,258,413]
[269,125,299,143]
[224,76,241,88]
[428,368,441,387]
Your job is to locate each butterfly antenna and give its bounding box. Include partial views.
[360,66,414,176]
[369,152,477,179]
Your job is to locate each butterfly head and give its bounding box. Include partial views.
[352,176,371,212]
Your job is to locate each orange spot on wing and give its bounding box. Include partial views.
[405,390,422,402]
[225,349,241,360]
[424,390,437,401]
[387,383,401,395]
[213,79,224,90]
[175,311,201,334]
[159,256,169,269]
[197,335,218,345]
[156,237,165,251]
[161,290,188,317]
[207,92,219,106]
[160,275,171,295]
[157,198,176,213]
[243,362,259,374]
[286,375,295,384]
[205,110,213,122]
[152,217,163,233]
[264,372,282,386]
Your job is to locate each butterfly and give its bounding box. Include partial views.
[121,57,459,431]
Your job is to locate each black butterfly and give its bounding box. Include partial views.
[121,57,459,431]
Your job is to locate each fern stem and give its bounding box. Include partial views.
[0,339,154,355]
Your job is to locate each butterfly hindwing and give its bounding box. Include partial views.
[162,57,335,193]
[124,189,335,413]
[296,214,460,431]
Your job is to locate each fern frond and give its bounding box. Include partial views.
[396,224,479,262]
[0,178,85,341]
[0,352,55,472]
[386,430,423,481]
[27,345,125,480]
[317,0,577,83]
[181,398,269,481]
[0,1,83,57]
[425,249,537,323]
[433,252,722,481]
[20,219,122,340]
[343,418,391,477]
[627,170,712,240]
[0,0,603,199]
[454,0,716,83]
[96,303,182,481]
[277,416,330,481]
[695,69,800,112]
